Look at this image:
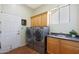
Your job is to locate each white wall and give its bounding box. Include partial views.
[76,5,79,34]
[0,5,2,12]
[0,4,34,47]
[33,4,59,15]
[2,4,33,27]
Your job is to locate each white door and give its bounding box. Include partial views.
[0,13,21,53]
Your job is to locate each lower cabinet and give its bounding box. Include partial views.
[61,44,79,54]
[47,37,60,54]
[47,37,79,54]
[60,40,79,54]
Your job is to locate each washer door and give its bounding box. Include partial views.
[34,29,43,41]
[26,28,33,41]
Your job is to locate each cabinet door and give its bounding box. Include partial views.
[60,5,70,24]
[41,12,47,26]
[31,15,41,27]
[36,15,41,26]
[61,44,79,54]
[31,17,37,26]
[31,17,34,26]
[61,40,79,54]
[47,37,60,54]
[50,9,59,24]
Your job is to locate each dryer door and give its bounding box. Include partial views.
[34,29,43,41]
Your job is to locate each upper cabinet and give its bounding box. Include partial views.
[50,9,59,24]
[36,15,42,26]
[31,16,37,27]
[41,12,47,26]
[31,12,47,27]
[60,5,70,24]
[50,5,70,24]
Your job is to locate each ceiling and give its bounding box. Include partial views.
[26,4,43,9]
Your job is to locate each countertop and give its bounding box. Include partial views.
[47,33,79,42]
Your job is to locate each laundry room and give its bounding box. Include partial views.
[0,4,79,54]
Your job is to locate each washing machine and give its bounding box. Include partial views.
[33,27,49,53]
[26,27,34,48]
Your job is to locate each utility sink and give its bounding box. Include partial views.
[49,33,70,39]
[48,33,79,41]
[52,34,66,37]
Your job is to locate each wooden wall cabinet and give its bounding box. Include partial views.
[41,12,47,26]
[31,17,36,26]
[47,37,79,54]
[36,15,42,26]
[31,12,47,27]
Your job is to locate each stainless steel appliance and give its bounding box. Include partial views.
[26,27,49,53]
[33,27,49,53]
[26,27,34,48]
